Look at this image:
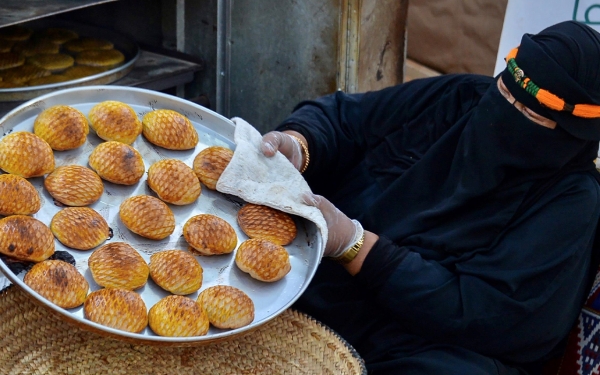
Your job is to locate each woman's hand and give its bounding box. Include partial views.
[260,131,306,171]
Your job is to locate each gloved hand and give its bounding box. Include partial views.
[302,192,363,258]
[260,131,304,171]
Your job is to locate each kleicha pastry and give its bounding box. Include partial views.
[197,285,254,329]
[88,101,142,144]
[148,295,209,337]
[27,53,74,72]
[62,65,106,79]
[75,49,125,68]
[147,159,201,205]
[0,52,25,70]
[27,74,70,86]
[38,28,79,45]
[0,174,41,215]
[0,25,33,41]
[24,260,89,309]
[119,195,175,240]
[235,238,291,282]
[84,288,148,333]
[192,146,234,190]
[33,105,89,151]
[0,215,55,262]
[237,203,297,246]
[149,250,203,295]
[142,109,198,150]
[183,214,237,255]
[50,207,110,250]
[88,141,145,185]
[12,39,60,56]
[88,242,149,290]
[0,64,51,84]
[63,37,114,52]
[44,165,104,206]
[0,131,54,178]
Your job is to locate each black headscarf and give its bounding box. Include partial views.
[361,21,600,253]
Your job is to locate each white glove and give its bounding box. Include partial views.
[302,193,363,258]
[260,131,304,171]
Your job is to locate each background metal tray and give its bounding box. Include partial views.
[0,86,322,345]
[0,19,140,102]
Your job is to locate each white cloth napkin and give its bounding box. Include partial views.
[216,117,328,256]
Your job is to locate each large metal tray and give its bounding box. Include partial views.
[0,86,322,345]
[0,19,140,102]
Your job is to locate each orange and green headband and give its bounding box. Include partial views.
[505,47,600,118]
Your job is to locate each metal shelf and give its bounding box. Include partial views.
[0,0,119,28]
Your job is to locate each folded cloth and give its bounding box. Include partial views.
[216,117,328,256]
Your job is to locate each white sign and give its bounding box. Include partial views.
[494,0,600,75]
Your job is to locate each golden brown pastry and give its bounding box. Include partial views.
[147,159,201,205]
[38,28,78,45]
[197,285,254,329]
[27,74,70,86]
[148,295,209,337]
[0,64,50,84]
[0,40,14,53]
[149,250,203,295]
[88,242,149,290]
[237,203,297,246]
[192,146,234,190]
[235,238,291,282]
[88,141,145,185]
[44,165,104,206]
[183,214,237,255]
[142,109,198,150]
[12,39,60,57]
[119,195,175,240]
[75,49,125,68]
[50,207,110,250]
[0,131,54,178]
[84,288,148,333]
[27,53,74,72]
[62,65,106,79]
[63,37,114,52]
[0,25,33,41]
[0,215,55,262]
[0,174,41,215]
[24,260,88,309]
[0,52,24,70]
[33,105,89,151]
[88,101,142,144]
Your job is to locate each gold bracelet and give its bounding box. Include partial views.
[331,233,365,264]
[289,135,310,174]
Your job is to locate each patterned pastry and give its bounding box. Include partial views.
[33,105,89,151]
[147,159,201,205]
[24,260,88,309]
[149,250,203,295]
[38,28,79,45]
[192,146,234,190]
[0,25,33,41]
[237,203,297,245]
[142,109,198,150]
[88,101,142,144]
[119,195,175,240]
[0,215,55,262]
[27,74,70,86]
[183,214,237,255]
[75,49,124,68]
[235,238,291,282]
[0,52,24,70]
[148,295,209,337]
[63,37,114,52]
[0,174,41,215]
[88,141,145,185]
[12,39,60,57]
[50,207,110,250]
[197,285,254,329]
[62,65,106,79]
[84,288,148,333]
[0,64,51,84]
[27,53,74,72]
[0,131,54,178]
[44,165,103,206]
[88,242,149,290]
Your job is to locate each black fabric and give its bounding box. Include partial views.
[500,21,600,140]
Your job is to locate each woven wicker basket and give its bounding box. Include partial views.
[0,285,366,375]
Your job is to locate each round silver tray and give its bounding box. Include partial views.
[0,86,322,345]
[0,20,140,102]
